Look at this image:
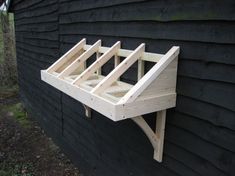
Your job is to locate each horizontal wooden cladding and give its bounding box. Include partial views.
[16,36,58,49]
[62,104,230,176]
[17,63,61,98]
[176,95,235,131]
[167,110,235,152]
[164,141,227,176]
[20,93,62,131]
[14,2,58,21]
[16,36,59,48]
[18,82,62,120]
[162,155,199,176]
[62,112,177,176]
[14,12,58,26]
[16,31,58,41]
[59,0,146,13]
[17,48,57,65]
[17,55,53,77]
[12,0,57,12]
[177,76,235,112]
[178,60,235,84]
[166,124,235,174]
[60,35,235,65]
[16,42,58,58]
[16,23,59,33]
[18,84,62,119]
[60,0,235,22]
[59,21,235,44]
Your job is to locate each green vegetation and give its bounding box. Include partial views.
[7,103,30,128]
[0,85,18,99]
[0,161,35,176]
[0,102,30,128]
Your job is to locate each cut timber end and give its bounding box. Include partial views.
[40,38,180,162]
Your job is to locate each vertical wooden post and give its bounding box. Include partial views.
[115,54,120,80]
[137,59,145,80]
[154,110,166,162]
[114,54,120,67]
[96,51,101,75]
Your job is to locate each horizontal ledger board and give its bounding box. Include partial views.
[60,0,235,22]
[167,111,235,152]
[59,21,235,44]
[60,35,235,65]
[175,95,235,131]
[165,124,234,173]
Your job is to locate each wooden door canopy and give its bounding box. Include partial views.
[41,38,180,162]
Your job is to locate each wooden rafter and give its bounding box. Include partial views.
[47,39,86,73]
[58,40,101,78]
[91,43,145,95]
[73,41,121,85]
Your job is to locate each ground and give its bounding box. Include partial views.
[0,88,81,176]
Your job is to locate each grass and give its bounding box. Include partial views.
[0,161,35,176]
[0,85,29,128]
[0,85,18,99]
[0,102,30,128]
[6,103,30,128]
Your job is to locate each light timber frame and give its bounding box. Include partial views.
[41,38,180,162]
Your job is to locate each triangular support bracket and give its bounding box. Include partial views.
[132,110,166,162]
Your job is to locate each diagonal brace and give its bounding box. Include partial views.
[132,110,166,162]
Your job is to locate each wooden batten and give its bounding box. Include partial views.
[73,41,121,85]
[41,38,180,163]
[58,40,102,79]
[91,43,145,95]
[47,39,86,74]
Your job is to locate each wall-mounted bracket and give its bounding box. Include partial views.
[41,38,179,162]
[132,110,166,162]
[83,104,91,118]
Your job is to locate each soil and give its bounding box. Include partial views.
[0,91,81,176]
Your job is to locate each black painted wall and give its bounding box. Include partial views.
[10,0,235,176]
